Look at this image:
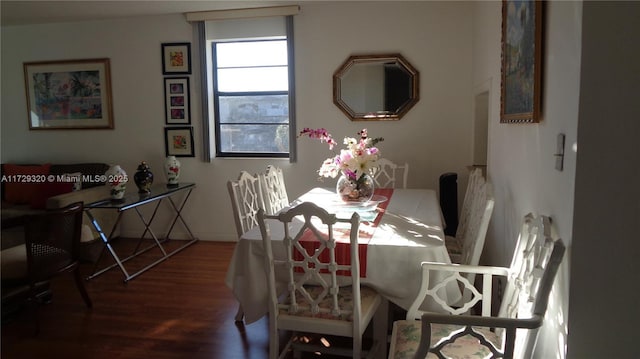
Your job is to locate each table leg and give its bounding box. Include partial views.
[164,188,196,240]
[85,210,132,281]
[85,188,198,283]
[132,202,167,256]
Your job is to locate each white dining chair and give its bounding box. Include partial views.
[450,168,483,243]
[258,165,289,215]
[388,213,566,359]
[258,202,388,359]
[444,173,494,306]
[227,170,264,321]
[370,158,409,189]
[455,181,494,267]
[227,171,264,238]
[445,168,490,262]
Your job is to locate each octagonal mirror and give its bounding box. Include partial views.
[333,53,419,121]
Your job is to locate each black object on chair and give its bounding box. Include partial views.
[439,172,458,237]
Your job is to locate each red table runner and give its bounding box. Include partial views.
[295,188,394,277]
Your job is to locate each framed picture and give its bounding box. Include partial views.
[164,77,190,124]
[23,58,114,130]
[500,0,542,123]
[161,42,191,75]
[165,126,195,157]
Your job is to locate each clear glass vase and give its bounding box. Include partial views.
[336,173,375,203]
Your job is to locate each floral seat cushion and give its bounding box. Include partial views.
[390,320,502,359]
[280,285,379,322]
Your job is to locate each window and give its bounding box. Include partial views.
[189,6,299,161]
[200,14,296,160]
[212,39,290,157]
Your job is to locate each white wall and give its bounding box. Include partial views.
[568,2,640,357]
[472,1,582,358]
[1,2,474,241]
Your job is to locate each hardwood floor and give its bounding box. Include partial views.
[2,240,271,359]
[1,240,389,359]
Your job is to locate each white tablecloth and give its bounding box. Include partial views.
[225,188,461,324]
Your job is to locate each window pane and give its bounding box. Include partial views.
[218,67,288,92]
[217,40,287,68]
[219,124,289,153]
[219,95,288,124]
[210,35,294,158]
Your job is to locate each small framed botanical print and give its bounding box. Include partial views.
[165,126,195,157]
[164,77,190,124]
[161,42,191,75]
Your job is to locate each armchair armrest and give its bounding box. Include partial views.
[407,261,510,318]
[421,261,510,276]
[413,312,544,359]
[421,311,543,331]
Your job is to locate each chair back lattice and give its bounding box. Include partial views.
[259,165,290,215]
[458,181,494,268]
[25,202,84,282]
[258,202,363,321]
[227,171,264,237]
[497,214,565,357]
[455,167,484,240]
[370,158,409,189]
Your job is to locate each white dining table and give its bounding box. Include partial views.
[225,187,461,324]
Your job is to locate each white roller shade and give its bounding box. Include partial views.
[185,5,299,22]
[205,16,286,41]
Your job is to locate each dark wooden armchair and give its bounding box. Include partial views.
[1,202,92,328]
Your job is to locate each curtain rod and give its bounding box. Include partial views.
[185,5,300,22]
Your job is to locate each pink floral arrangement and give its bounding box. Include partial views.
[299,128,384,182]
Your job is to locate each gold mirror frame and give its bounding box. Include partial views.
[333,53,419,121]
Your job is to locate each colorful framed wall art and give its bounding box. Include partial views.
[23,58,114,130]
[164,77,191,124]
[500,0,543,123]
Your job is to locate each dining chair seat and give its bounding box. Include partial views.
[278,285,379,322]
[389,320,500,359]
